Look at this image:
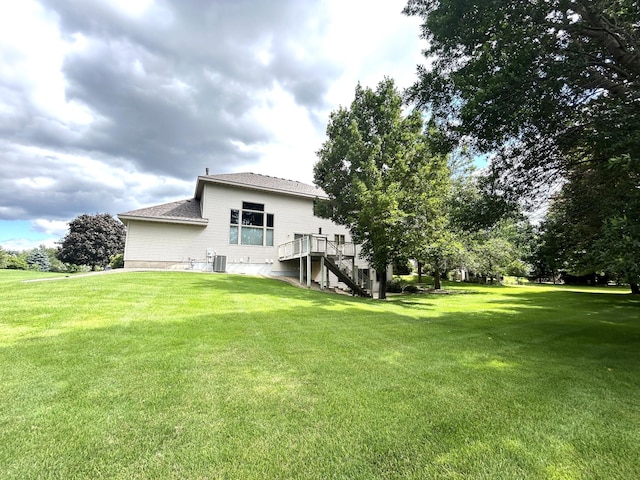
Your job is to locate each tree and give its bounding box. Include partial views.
[314,78,449,299]
[415,228,464,289]
[404,1,640,293]
[0,247,7,269]
[404,1,640,195]
[5,253,28,270]
[537,158,640,292]
[461,218,534,285]
[57,213,126,270]
[26,245,51,272]
[44,247,68,273]
[530,216,566,284]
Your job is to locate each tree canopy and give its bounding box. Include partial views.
[404,0,640,293]
[314,78,450,298]
[404,0,640,193]
[535,158,640,292]
[57,213,126,270]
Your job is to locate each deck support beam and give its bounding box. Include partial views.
[299,256,303,285]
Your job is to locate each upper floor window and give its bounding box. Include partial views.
[229,202,274,246]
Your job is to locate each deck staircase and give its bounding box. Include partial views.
[323,256,371,298]
[278,234,372,298]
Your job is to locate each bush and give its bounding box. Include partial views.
[5,256,28,270]
[387,279,404,293]
[110,253,125,269]
[387,278,420,294]
[48,257,68,273]
[64,264,91,273]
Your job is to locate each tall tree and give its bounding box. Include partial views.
[314,78,448,299]
[57,213,126,270]
[0,246,7,269]
[26,245,51,272]
[538,158,640,292]
[403,0,640,194]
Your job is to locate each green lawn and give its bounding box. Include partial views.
[1,270,638,479]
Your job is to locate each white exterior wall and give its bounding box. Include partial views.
[201,183,355,276]
[123,181,371,279]
[122,221,208,269]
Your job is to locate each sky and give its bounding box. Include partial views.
[0,0,427,251]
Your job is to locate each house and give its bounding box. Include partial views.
[118,172,382,296]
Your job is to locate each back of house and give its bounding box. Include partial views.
[118,172,383,295]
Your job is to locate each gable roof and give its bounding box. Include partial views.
[118,198,207,226]
[118,172,324,225]
[195,172,326,200]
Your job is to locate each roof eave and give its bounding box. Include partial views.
[195,175,328,200]
[117,214,208,226]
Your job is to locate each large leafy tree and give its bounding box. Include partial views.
[57,213,126,270]
[446,170,534,284]
[404,0,640,293]
[536,159,640,292]
[314,78,449,299]
[403,0,640,193]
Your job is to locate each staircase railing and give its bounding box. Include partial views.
[278,235,356,261]
[323,257,371,297]
[277,235,369,296]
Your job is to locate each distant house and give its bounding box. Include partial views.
[118,172,381,296]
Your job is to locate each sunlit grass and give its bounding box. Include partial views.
[1,270,639,479]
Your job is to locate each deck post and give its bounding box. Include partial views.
[352,256,356,285]
[299,256,303,285]
[306,254,311,287]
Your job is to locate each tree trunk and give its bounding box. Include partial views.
[434,269,442,290]
[631,283,640,295]
[378,268,387,299]
[417,261,423,283]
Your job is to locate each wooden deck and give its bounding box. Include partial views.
[278,234,355,261]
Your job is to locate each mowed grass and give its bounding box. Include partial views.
[1,270,639,479]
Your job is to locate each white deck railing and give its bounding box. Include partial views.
[278,234,355,261]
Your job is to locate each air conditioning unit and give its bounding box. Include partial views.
[213,255,226,272]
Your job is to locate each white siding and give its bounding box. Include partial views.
[122,181,377,287]
[123,221,208,268]
[201,184,353,274]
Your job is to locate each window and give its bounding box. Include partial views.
[334,234,346,245]
[241,227,263,245]
[242,211,263,226]
[243,201,264,212]
[230,202,274,246]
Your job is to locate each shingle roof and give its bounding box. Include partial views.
[119,172,324,224]
[197,172,326,199]
[118,198,206,225]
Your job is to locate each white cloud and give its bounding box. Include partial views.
[32,219,69,237]
[0,0,94,128]
[100,0,154,18]
[0,0,427,238]
[1,237,59,251]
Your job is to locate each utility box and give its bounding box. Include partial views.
[213,255,226,272]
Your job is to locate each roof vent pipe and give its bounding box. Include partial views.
[205,167,209,175]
